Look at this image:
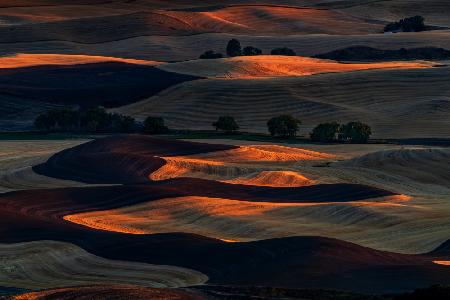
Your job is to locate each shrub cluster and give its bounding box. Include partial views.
[143,116,169,134]
[212,116,240,133]
[310,121,372,143]
[35,107,171,135]
[199,50,223,59]
[36,108,371,143]
[267,115,302,137]
[384,16,426,33]
[202,39,297,59]
[34,107,138,133]
[314,46,450,61]
[226,39,243,57]
[205,118,372,143]
[226,39,262,57]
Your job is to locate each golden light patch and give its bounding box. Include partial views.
[63,195,414,242]
[433,261,450,266]
[149,145,334,182]
[158,55,435,79]
[0,54,161,69]
[224,171,316,187]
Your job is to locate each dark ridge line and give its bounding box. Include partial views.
[0,181,397,216]
[147,178,398,203]
[0,60,159,73]
[313,0,393,9]
[429,239,450,257]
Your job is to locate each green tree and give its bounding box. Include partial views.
[226,39,242,57]
[212,116,240,133]
[310,122,340,142]
[340,121,372,143]
[144,116,169,134]
[267,115,301,137]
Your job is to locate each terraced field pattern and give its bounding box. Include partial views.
[0,0,449,299]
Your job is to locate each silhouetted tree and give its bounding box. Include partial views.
[80,107,110,132]
[34,106,138,133]
[226,39,242,57]
[144,116,169,134]
[199,50,223,59]
[54,108,78,131]
[34,108,78,132]
[119,115,138,133]
[242,46,262,56]
[310,122,340,142]
[271,47,296,56]
[340,121,372,143]
[267,115,301,137]
[212,116,239,133]
[384,16,425,32]
[109,113,137,133]
[34,112,56,131]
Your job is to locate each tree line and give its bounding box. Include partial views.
[384,16,426,33]
[35,108,372,143]
[212,115,372,143]
[199,39,297,59]
[34,107,168,134]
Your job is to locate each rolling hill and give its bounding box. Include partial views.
[116,65,450,138]
[1,1,450,297]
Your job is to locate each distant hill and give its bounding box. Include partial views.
[315,46,450,61]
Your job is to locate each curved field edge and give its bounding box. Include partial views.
[0,240,207,290]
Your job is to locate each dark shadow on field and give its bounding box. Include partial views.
[0,62,201,107]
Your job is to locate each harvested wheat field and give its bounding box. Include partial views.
[1,0,450,298]
[0,140,93,193]
[158,55,434,79]
[4,31,450,62]
[116,66,450,139]
[48,136,448,255]
[0,240,207,290]
[0,135,449,295]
